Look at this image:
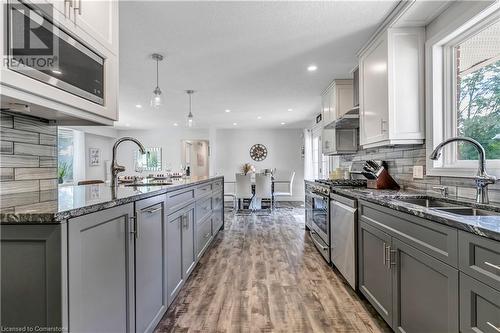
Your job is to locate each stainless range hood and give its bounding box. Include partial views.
[324,106,359,129]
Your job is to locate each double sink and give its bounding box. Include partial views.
[394,197,499,216]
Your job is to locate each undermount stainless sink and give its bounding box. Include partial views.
[394,197,461,208]
[124,182,173,187]
[434,207,500,216]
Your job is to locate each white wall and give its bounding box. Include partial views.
[84,133,115,181]
[215,128,304,201]
[116,128,210,175]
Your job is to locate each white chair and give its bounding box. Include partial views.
[224,182,237,211]
[255,173,273,212]
[235,173,253,211]
[273,171,295,207]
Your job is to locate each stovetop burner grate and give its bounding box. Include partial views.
[315,179,367,187]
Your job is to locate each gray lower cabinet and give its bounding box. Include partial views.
[197,215,213,260]
[1,224,62,331]
[68,203,135,333]
[359,201,460,332]
[460,272,500,333]
[135,196,168,333]
[391,238,459,333]
[166,203,196,305]
[358,220,393,325]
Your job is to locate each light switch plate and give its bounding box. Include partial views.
[413,165,424,179]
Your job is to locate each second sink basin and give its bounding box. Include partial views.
[434,207,500,216]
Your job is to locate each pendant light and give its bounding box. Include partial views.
[150,53,164,109]
[186,90,195,128]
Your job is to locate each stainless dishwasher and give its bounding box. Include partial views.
[330,193,357,289]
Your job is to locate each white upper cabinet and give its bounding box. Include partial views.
[359,27,425,148]
[321,79,353,127]
[0,0,119,125]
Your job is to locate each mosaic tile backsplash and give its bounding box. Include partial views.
[339,144,500,204]
[0,111,58,213]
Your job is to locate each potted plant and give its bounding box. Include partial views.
[58,162,70,184]
[242,163,256,175]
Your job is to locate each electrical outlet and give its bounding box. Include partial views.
[413,165,424,179]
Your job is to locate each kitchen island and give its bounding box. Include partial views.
[1,176,224,333]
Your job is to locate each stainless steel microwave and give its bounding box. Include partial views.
[5,0,104,105]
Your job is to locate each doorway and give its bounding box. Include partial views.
[181,140,209,178]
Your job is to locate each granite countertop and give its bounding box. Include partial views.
[328,186,500,241]
[0,176,223,224]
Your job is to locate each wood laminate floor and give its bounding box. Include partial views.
[155,203,391,333]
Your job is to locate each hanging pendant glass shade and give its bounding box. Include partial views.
[150,53,164,109]
[186,90,195,128]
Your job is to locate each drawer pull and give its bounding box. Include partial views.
[144,206,162,214]
[487,322,500,332]
[484,261,500,271]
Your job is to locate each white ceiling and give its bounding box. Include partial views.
[117,1,397,130]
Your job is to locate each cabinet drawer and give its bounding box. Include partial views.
[460,273,500,333]
[195,183,212,198]
[166,188,195,214]
[212,192,223,210]
[212,214,223,234]
[196,196,212,223]
[459,231,500,291]
[212,180,222,193]
[359,201,458,267]
[196,216,212,259]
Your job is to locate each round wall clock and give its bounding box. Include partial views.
[250,144,268,161]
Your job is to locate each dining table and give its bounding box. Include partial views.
[224,177,290,210]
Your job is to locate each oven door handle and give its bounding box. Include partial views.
[310,231,329,251]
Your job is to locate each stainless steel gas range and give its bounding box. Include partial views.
[305,179,366,289]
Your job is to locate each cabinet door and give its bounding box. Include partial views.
[360,34,388,145]
[71,0,119,54]
[460,272,500,333]
[182,205,196,278]
[321,91,330,125]
[196,215,213,260]
[391,238,459,333]
[135,197,167,333]
[166,211,183,305]
[358,221,393,326]
[68,204,135,333]
[335,84,353,118]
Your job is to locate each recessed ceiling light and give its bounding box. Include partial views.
[280,122,286,125]
[125,123,131,127]
[173,123,178,127]
[307,64,318,72]
[225,109,231,113]
[233,122,237,126]
[51,70,62,75]
[257,116,262,119]
[288,108,293,112]
[135,104,142,108]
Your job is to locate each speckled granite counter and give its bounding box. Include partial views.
[0,176,223,224]
[329,186,500,241]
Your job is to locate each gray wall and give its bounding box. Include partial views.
[0,111,58,212]
[339,144,500,203]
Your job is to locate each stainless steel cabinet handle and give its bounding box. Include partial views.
[390,249,397,266]
[383,242,386,266]
[130,216,138,239]
[182,214,189,228]
[383,243,390,268]
[144,206,162,214]
[73,0,81,15]
[204,232,211,239]
[380,119,388,133]
[484,261,500,271]
[486,322,500,332]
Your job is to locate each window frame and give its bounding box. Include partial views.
[426,2,500,178]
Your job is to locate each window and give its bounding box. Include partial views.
[57,128,84,184]
[454,21,500,161]
[135,147,162,172]
[58,128,74,184]
[427,3,500,177]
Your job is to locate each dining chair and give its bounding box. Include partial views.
[77,180,105,186]
[224,182,237,212]
[273,171,295,208]
[255,173,273,213]
[235,173,253,211]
